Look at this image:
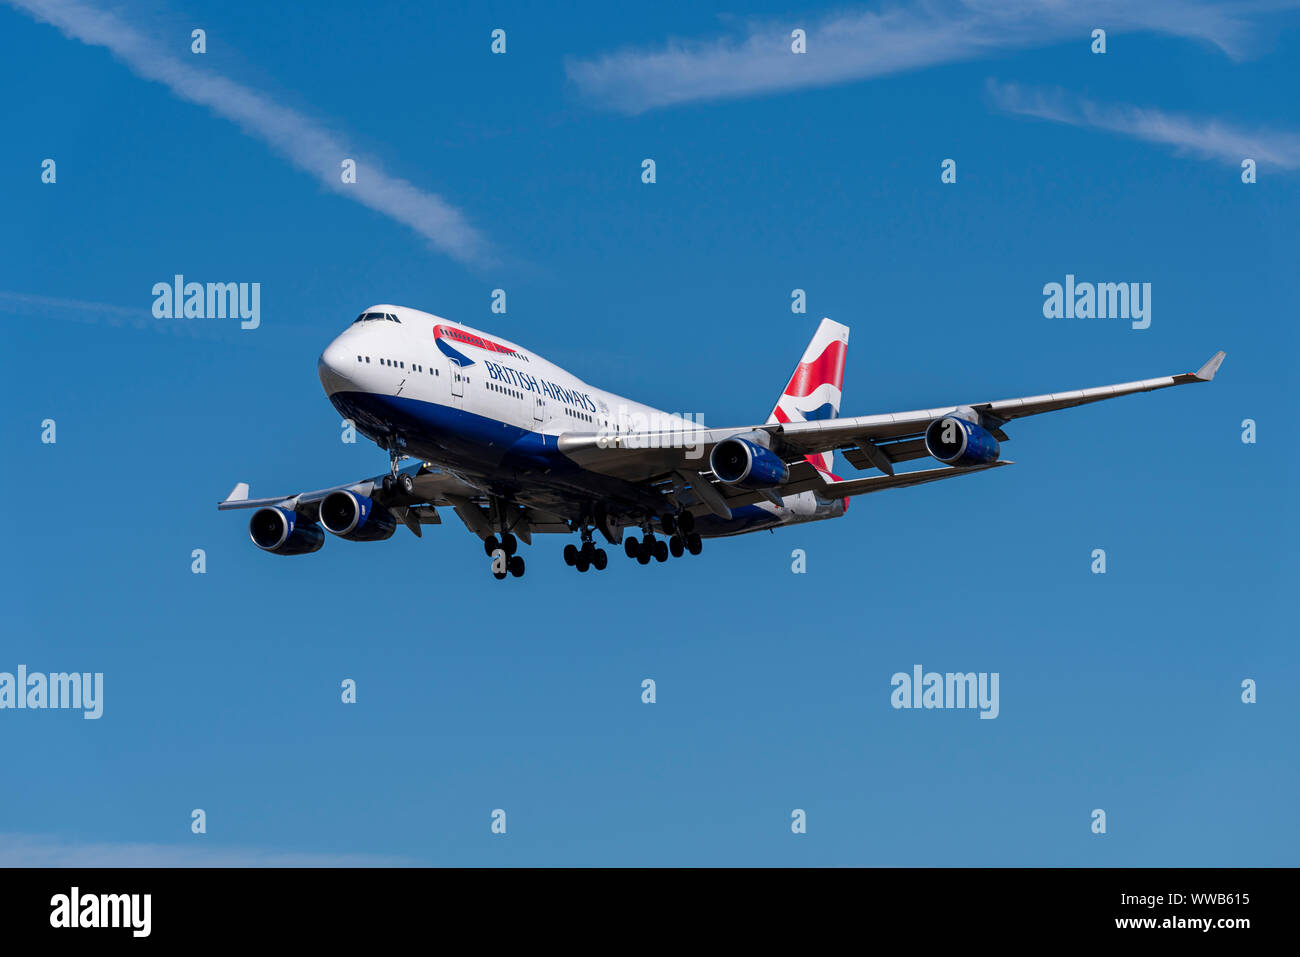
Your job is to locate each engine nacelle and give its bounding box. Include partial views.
[319,491,397,542]
[924,416,1000,467]
[248,506,325,555]
[710,436,790,488]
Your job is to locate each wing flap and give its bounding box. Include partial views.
[812,460,1013,498]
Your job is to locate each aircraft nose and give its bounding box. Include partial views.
[317,338,355,396]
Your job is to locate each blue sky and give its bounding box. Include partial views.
[1,0,1296,865]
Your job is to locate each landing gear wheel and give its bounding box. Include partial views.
[661,514,677,536]
[500,532,517,556]
[492,567,507,580]
[624,536,639,559]
[398,473,415,495]
[509,555,525,578]
[484,535,500,557]
[637,540,652,565]
[678,510,696,534]
[654,539,669,563]
[382,474,395,493]
[563,543,579,566]
[593,548,608,571]
[686,533,702,555]
[669,535,684,558]
[576,553,590,572]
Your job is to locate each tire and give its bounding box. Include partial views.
[661,513,676,535]
[483,535,499,556]
[509,555,525,578]
[687,533,702,555]
[381,474,394,493]
[593,548,608,571]
[576,555,590,572]
[501,533,517,556]
[636,545,651,565]
[679,510,695,534]
[492,568,507,580]
[669,536,684,558]
[624,536,639,559]
[563,543,578,566]
[654,539,668,562]
[399,473,415,495]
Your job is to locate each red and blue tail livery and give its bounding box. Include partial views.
[769,318,849,475]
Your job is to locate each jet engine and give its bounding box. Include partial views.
[248,507,325,555]
[924,416,1000,467]
[709,436,790,488]
[319,491,397,542]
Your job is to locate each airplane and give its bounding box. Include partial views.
[218,304,1224,580]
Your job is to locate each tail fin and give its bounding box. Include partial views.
[768,317,849,474]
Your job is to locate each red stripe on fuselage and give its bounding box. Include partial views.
[783,339,846,398]
[432,324,518,357]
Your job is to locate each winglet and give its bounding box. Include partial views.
[1194,351,1226,382]
[223,482,250,504]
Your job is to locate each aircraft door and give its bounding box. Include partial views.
[449,360,465,398]
[532,393,545,425]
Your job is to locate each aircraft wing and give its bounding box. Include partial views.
[215,462,485,533]
[557,351,1225,481]
[218,462,419,513]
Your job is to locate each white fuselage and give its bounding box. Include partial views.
[316,304,844,537]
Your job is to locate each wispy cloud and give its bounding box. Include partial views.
[0,289,321,337]
[987,79,1300,170]
[0,833,417,867]
[567,1,1294,114]
[0,289,219,338]
[7,0,493,266]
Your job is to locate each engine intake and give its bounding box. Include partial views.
[319,491,397,541]
[924,416,1000,467]
[249,507,325,555]
[710,436,790,488]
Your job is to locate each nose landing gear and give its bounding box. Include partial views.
[380,441,414,496]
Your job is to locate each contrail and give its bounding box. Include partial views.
[7,0,493,266]
[988,80,1300,170]
[567,0,1294,114]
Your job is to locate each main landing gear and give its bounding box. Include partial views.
[563,527,608,573]
[625,510,701,564]
[484,531,524,580]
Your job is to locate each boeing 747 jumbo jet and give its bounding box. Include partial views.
[218,306,1224,579]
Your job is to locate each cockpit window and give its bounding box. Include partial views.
[351,311,402,325]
